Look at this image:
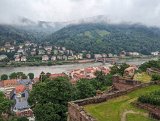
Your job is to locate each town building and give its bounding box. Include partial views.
[42,55,49,61]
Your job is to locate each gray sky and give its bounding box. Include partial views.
[0,0,160,26]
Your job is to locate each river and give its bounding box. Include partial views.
[0,58,158,77]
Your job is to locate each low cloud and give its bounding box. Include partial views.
[0,0,160,26]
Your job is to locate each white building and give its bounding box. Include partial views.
[151,51,159,56]
[42,55,49,61]
[21,56,27,62]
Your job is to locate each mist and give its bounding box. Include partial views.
[0,0,160,26]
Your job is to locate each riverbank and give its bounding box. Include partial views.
[0,59,95,67]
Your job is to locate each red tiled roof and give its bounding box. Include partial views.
[15,85,26,93]
[50,73,66,78]
[2,79,18,87]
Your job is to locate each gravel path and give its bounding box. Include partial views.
[121,110,148,121]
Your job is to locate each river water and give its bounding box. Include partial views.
[0,58,158,77]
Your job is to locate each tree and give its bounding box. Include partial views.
[110,65,119,75]
[16,72,27,79]
[28,77,74,121]
[1,74,8,80]
[0,92,12,120]
[119,63,130,76]
[17,117,29,121]
[9,72,17,79]
[28,73,34,80]
[76,79,96,99]
[152,74,160,81]
[95,71,106,85]
[39,71,48,82]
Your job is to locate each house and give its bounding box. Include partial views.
[53,50,58,55]
[102,54,107,58]
[108,53,113,57]
[0,55,8,60]
[128,52,140,56]
[42,55,49,61]
[62,47,66,51]
[57,55,63,60]
[19,45,24,49]
[94,54,102,61]
[58,50,64,54]
[119,51,126,57]
[10,46,15,52]
[25,41,31,46]
[44,46,52,51]
[123,66,138,78]
[63,55,68,60]
[77,53,83,59]
[47,50,52,55]
[0,79,19,99]
[151,51,159,56]
[51,56,57,61]
[21,56,27,62]
[68,56,74,60]
[50,73,66,79]
[69,50,74,56]
[17,49,24,54]
[15,57,20,62]
[5,42,11,47]
[12,85,33,118]
[86,54,91,59]
[6,49,11,53]
[0,47,6,52]
[18,79,32,90]
[31,51,36,56]
[38,49,46,55]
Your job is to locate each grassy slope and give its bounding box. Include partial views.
[133,72,151,83]
[84,85,160,121]
[127,113,155,121]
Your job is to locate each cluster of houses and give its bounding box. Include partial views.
[69,66,111,84]
[0,41,85,62]
[0,79,34,120]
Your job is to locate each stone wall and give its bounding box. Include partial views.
[68,82,152,121]
[133,102,160,120]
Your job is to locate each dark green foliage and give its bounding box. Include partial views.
[9,72,27,79]
[139,60,160,71]
[0,92,12,120]
[28,77,74,121]
[1,74,8,80]
[16,117,29,121]
[110,63,129,76]
[119,63,130,76]
[138,90,160,106]
[152,74,160,81]
[46,23,160,54]
[76,79,96,99]
[28,73,34,80]
[9,72,17,79]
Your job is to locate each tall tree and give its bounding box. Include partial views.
[76,79,96,99]
[9,72,17,79]
[28,73,34,80]
[0,92,12,120]
[1,74,8,80]
[28,77,74,121]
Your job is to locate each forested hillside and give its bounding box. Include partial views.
[46,23,160,54]
[1,23,160,55]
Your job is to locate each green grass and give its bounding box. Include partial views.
[133,72,151,83]
[127,113,155,121]
[84,85,160,121]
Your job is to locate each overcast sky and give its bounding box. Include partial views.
[0,0,160,26]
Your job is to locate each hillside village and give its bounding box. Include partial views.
[0,41,159,65]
